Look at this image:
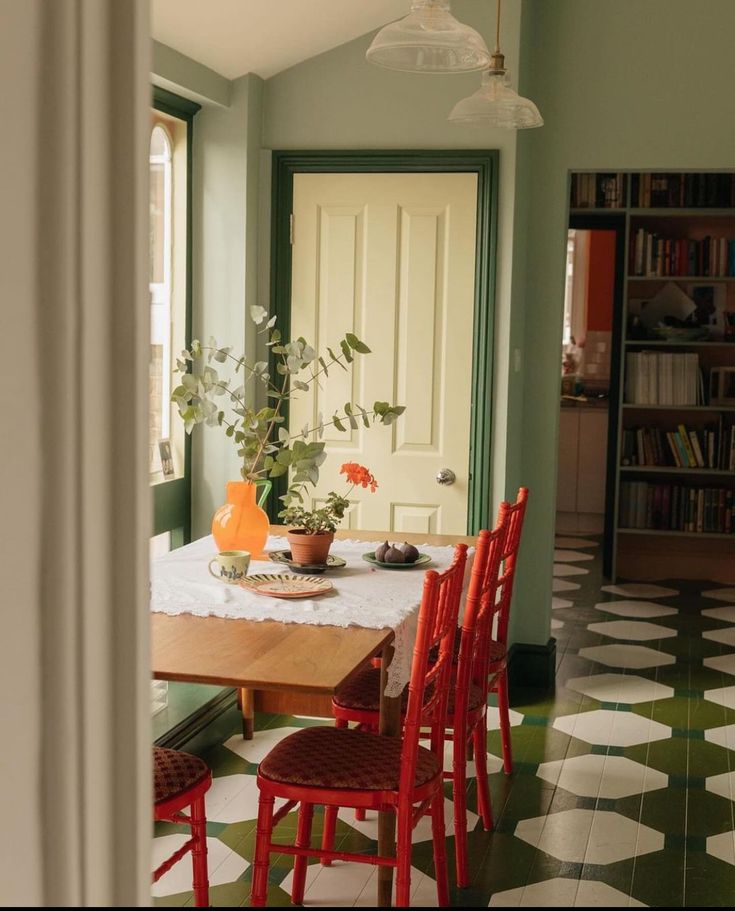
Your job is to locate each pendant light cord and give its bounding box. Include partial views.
[495,0,502,53]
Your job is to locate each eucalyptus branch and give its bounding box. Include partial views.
[250,371,290,472]
[198,345,281,395]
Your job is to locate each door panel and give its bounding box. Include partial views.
[289,172,477,534]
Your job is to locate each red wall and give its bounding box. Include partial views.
[586,231,616,331]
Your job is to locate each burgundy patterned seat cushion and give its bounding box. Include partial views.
[333,667,484,715]
[153,747,210,805]
[258,725,441,791]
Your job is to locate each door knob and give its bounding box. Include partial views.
[436,468,456,486]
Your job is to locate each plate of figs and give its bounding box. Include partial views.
[361,541,432,570]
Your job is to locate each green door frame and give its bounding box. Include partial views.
[269,149,499,533]
[151,87,200,544]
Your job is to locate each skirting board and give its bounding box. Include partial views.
[508,638,557,697]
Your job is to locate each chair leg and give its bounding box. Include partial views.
[291,802,314,904]
[395,807,414,908]
[250,793,275,907]
[321,804,338,867]
[430,790,450,906]
[190,795,209,908]
[497,671,513,775]
[473,720,494,832]
[452,729,470,888]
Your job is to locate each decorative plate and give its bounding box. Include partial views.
[362,552,433,570]
[268,550,347,575]
[239,573,333,599]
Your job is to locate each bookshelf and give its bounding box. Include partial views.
[569,171,735,583]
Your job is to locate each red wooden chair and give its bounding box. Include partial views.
[152,746,212,907]
[328,520,508,888]
[249,544,468,908]
[487,486,529,776]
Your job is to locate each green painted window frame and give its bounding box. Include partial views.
[269,150,498,533]
[151,87,200,542]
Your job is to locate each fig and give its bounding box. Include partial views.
[384,545,405,564]
[400,542,420,564]
[375,540,390,562]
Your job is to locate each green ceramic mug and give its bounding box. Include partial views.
[208,550,251,584]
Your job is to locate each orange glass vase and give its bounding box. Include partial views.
[211,480,272,559]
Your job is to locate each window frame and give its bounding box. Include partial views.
[151,87,200,543]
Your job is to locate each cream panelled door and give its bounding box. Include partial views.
[289,172,477,535]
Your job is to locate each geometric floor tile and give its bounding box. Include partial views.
[553,563,589,577]
[554,549,595,562]
[707,831,735,866]
[281,861,440,907]
[703,627,735,647]
[337,797,478,845]
[566,673,674,704]
[702,604,735,623]
[705,770,735,802]
[601,583,679,599]
[703,653,735,675]
[704,685,735,710]
[151,835,249,897]
[536,754,668,798]
[204,773,261,824]
[486,705,525,730]
[554,536,600,549]
[705,723,735,751]
[552,597,574,610]
[514,808,664,864]
[489,877,647,907]
[223,726,304,764]
[551,617,564,631]
[703,588,735,603]
[593,600,678,619]
[579,644,676,669]
[553,578,580,593]
[553,709,672,746]
[587,620,677,641]
[442,741,503,778]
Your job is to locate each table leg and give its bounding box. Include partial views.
[378,643,400,908]
[240,687,254,740]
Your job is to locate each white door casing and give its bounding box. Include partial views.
[288,171,478,534]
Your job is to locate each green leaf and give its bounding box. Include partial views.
[250,305,268,325]
[268,462,288,478]
[332,414,346,432]
[318,355,329,376]
[340,339,353,363]
[266,314,277,329]
[276,449,292,466]
[292,379,309,392]
[346,333,371,354]
[278,426,289,443]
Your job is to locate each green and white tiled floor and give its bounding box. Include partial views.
[153,536,735,906]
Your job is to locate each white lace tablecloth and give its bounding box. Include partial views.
[150,535,472,697]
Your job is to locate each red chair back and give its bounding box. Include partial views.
[399,544,468,796]
[493,487,529,650]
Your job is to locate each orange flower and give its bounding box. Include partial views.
[340,462,378,492]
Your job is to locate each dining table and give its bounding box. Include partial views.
[151,525,474,907]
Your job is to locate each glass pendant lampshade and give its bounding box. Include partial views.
[365,0,491,74]
[449,68,543,128]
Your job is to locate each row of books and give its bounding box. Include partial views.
[621,421,735,470]
[625,351,701,405]
[629,230,735,277]
[630,172,735,209]
[570,172,626,209]
[619,481,735,534]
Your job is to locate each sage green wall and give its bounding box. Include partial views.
[263,0,527,526]
[511,0,735,645]
[190,73,264,537]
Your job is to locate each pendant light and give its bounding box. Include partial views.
[449,0,543,129]
[366,0,491,74]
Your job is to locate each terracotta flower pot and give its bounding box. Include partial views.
[287,529,334,566]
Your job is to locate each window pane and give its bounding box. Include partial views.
[149,161,165,284]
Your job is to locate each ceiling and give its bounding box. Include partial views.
[151,0,409,80]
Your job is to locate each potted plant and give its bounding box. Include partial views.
[171,307,403,557]
[280,462,378,564]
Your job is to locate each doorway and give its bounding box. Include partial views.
[556,213,625,571]
[270,151,499,534]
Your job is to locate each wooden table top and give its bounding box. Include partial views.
[151,526,476,694]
